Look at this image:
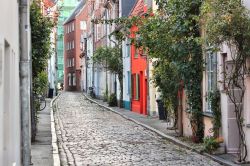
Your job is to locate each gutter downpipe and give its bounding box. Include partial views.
[19,0,31,165]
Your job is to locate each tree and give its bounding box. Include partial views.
[31,0,53,94]
[93,45,123,107]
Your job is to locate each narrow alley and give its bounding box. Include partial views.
[54,92,220,166]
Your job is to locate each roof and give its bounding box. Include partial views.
[129,0,145,16]
[121,0,137,16]
[64,0,86,25]
[43,0,55,7]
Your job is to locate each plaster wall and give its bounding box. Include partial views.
[0,1,21,165]
[149,61,158,116]
[122,40,131,110]
[244,76,250,161]
[181,91,193,137]
[203,117,213,137]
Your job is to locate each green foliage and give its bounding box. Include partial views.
[31,0,53,94]
[209,90,221,138]
[33,71,48,95]
[203,136,220,154]
[153,60,180,116]
[136,0,204,141]
[93,46,122,75]
[108,93,117,107]
[93,46,123,107]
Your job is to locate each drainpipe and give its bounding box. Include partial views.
[19,0,31,165]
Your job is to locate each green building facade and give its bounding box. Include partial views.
[56,0,79,83]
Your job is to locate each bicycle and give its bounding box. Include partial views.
[34,93,46,111]
[88,86,96,98]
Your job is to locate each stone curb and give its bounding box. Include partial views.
[50,93,61,166]
[83,93,237,166]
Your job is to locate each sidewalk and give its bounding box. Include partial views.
[31,99,53,166]
[83,93,247,166]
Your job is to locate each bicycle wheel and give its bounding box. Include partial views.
[40,97,46,111]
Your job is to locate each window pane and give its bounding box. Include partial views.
[127,71,130,95]
[136,74,140,100]
[73,73,76,86]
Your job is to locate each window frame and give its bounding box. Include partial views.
[206,51,217,113]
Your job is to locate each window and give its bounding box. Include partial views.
[80,21,86,30]
[127,71,130,95]
[134,46,138,58]
[126,39,131,57]
[132,73,140,100]
[206,52,217,112]
[68,73,72,86]
[72,41,74,49]
[72,22,75,31]
[72,58,75,67]
[72,73,76,86]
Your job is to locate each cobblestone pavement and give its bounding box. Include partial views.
[55,92,221,166]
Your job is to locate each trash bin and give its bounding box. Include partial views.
[48,88,54,98]
[156,100,167,120]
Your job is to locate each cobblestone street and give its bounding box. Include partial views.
[54,92,221,166]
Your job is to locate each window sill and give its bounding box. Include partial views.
[203,112,214,118]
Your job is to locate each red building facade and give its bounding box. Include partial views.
[130,0,148,115]
[64,1,87,91]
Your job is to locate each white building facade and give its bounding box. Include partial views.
[0,1,23,165]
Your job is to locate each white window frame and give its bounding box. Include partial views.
[68,73,72,86]
[72,73,76,86]
[206,51,217,112]
[72,22,75,31]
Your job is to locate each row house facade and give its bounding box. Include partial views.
[78,0,120,99]
[64,0,87,91]
[130,0,148,115]
[93,0,119,99]
[179,1,250,161]
[121,0,137,110]
[56,0,79,84]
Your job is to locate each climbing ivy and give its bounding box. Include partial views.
[209,90,221,138]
